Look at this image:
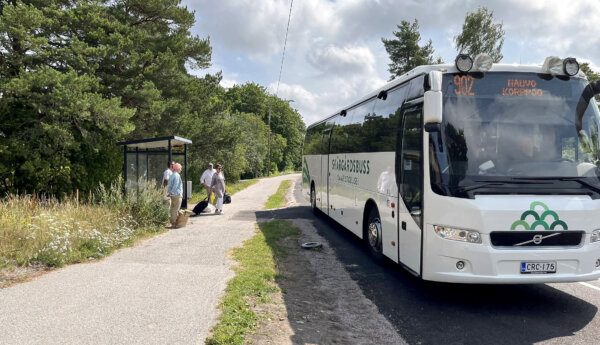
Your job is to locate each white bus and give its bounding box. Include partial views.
[302,54,600,283]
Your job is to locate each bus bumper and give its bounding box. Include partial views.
[422,229,600,284]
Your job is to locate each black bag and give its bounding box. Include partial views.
[224,193,231,204]
[192,198,209,215]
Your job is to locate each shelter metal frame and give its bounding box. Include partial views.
[116,136,192,208]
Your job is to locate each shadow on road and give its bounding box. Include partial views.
[255,205,598,345]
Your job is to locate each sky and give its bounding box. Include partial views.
[183,0,600,126]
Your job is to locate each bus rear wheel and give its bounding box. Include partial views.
[365,207,385,264]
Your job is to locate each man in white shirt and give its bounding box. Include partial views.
[162,161,174,187]
[200,163,215,202]
[162,161,174,202]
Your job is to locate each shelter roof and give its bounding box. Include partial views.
[116,136,192,149]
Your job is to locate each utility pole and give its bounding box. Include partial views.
[266,99,293,177]
[267,103,272,177]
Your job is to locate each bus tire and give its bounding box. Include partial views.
[310,184,317,214]
[365,207,385,264]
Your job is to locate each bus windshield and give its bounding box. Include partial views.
[430,72,600,198]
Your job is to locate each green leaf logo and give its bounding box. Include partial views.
[510,201,568,230]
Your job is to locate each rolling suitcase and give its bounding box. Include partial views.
[192,198,209,215]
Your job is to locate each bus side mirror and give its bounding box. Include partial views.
[592,80,600,95]
[424,90,442,132]
[575,80,600,133]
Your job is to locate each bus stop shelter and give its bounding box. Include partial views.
[116,136,192,208]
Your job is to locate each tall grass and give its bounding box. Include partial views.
[0,178,169,269]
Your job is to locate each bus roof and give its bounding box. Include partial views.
[306,63,588,129]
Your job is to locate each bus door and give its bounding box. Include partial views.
[321,119,334,213]
[398,101,423,274]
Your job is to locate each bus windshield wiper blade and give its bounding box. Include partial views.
[511,176,600,193]
[457,182,505,192]
[456,179,549,192]
[477,178,548,184]
[557,177,600,193]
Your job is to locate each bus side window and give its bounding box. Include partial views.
[304,123,325,155]
[368,84,408,152]
[322,118,336,155]
[400,104,424,219]
[330,113,355,154]
[346,100,376,153]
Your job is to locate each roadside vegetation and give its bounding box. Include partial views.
[205,220,299,345]
[0,179,168,284]
[1,174,263,288]
[264,180,292,209]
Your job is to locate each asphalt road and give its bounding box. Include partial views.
[260,179,600,345]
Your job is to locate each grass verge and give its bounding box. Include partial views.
[264,180,292,209]
[189,179,258,204]
[205,220,300,345]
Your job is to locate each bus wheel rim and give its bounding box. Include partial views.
[368,220,380,249]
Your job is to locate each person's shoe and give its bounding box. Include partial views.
[219,210,224,215]
[214,210,221,215]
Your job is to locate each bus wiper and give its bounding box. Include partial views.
[556,177,600,194]
[456,179,543,192]
[456,182,505,192]
[510,176,600,193]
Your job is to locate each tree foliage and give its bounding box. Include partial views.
[582,63,600,83]
[382,19,441,80]
[454,7,505,62]
[0,0,305,196]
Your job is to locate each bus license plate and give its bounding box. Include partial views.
[520,261,556,274]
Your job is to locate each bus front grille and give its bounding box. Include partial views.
[490,231,585,248]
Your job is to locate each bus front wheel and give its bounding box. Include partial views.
[366,207,385,264]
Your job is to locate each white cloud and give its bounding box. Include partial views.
[220,78,238,89]
[307,44,376,76]
[189,0,294,61]
[185,0,600,126]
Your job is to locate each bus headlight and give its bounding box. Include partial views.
[563,57,579,76]
[434,225,482,244]
[591,229,600,243]
[455,54,473,73]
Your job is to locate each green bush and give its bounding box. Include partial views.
[96,176,169,227]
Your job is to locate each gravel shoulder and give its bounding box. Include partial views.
[248,178,406,345]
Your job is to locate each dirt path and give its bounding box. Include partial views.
[250,178,406,345]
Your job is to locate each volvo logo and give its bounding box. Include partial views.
[514,232,562,246]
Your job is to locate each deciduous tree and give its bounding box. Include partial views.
[454,7,505,62]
